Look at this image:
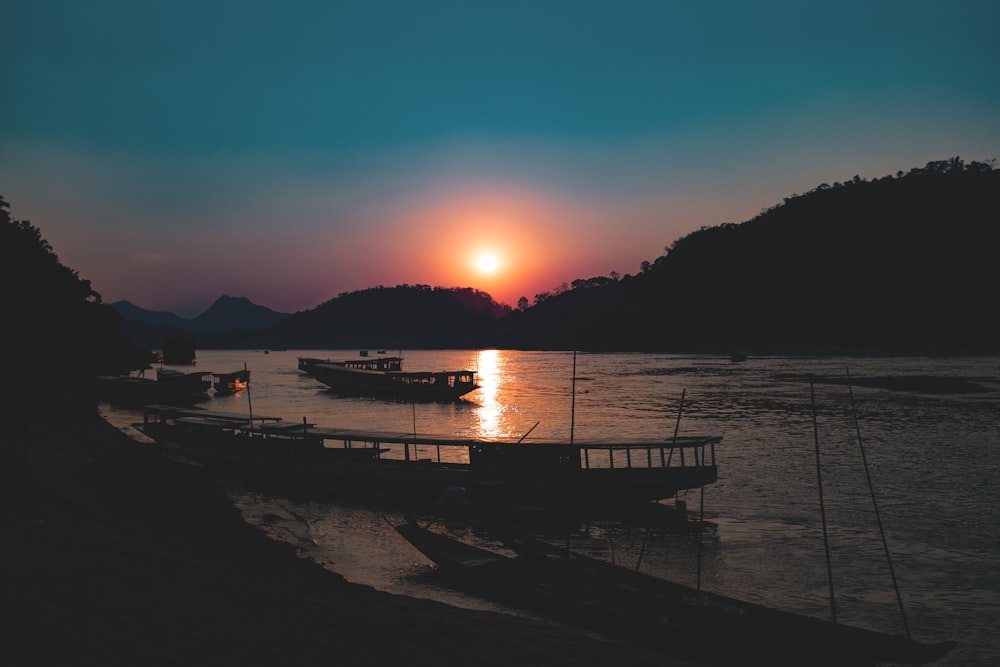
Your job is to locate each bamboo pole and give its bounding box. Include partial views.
[846,367,911,640]
[812,383,837,624]
[570,351,577,446]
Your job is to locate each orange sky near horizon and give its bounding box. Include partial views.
[7,171,676,316]
[355,184,659,309]
[394,190,571,304]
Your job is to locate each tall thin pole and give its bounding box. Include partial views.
[245,361,254,433]
[411,401,418,460]
[696,483,705,602]
[671,388,686,444]
[516,421,540,444]
[666,388,686,467]
[846,367,912,640]
[570,351,577,445]
[812,383,837,624]
[635,527,650,572]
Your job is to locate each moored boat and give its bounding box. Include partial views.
[133,404,721,517]
[388,517,956,667]
[213,368,251,395]
[96,369,212,405]
[297,353,479,401]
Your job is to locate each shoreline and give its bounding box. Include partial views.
[2,407,693,666]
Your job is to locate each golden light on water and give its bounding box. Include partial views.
[473,349,504,438]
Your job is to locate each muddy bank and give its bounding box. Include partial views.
[1,408,692,666]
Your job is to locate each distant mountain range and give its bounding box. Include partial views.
[108,158,1000,354]
[112,295,289,333]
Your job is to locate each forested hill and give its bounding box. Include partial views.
[497,158,1000,352]
[271,285,511,348]
[5,157,996,359]
[170,157,1000,353]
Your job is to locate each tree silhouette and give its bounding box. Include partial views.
[1,195,154,376]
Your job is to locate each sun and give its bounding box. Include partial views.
[475,253,499,274]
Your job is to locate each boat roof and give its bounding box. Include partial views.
[142,404,283,422]
[309,361,474,378]
[157,369,213,376]
[142,404,722,449]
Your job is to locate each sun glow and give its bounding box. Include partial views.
[384,185,597,306]
[475,253,499,274]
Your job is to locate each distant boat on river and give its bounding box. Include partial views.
[297,352,479,401]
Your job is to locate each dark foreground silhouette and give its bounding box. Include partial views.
[2,405,689,667]
[0,192,689,664]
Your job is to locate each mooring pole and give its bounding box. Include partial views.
[846,367,911,640]
[812,383,837,624]
[411,401,418,460]
[516,421,541,444]
[245,361,254,433]
[570,351,577,446]
[666,388,686,467]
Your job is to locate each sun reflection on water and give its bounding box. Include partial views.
[473,349,505,439]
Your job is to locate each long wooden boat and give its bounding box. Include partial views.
[297,354,479,401]
[388,517,956,667]
[133,404,721,516]
[96,369,212,405]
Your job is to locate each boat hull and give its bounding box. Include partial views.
[96,371,212,405]
[391,519,956,667]
[298,357,479,401]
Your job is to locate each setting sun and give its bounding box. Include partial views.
[476,253,499,273]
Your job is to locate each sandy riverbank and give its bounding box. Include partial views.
[1,406,696,666]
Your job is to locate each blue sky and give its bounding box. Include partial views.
[2,0,998,315]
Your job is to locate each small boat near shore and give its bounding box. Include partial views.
[297,353,479,401]
[213,368,251,395]
[133,404,721,518]
[388,517,956,667]
[96,369,212,405]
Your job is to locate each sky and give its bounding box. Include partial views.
[2,1,998,316]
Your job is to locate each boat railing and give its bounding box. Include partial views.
[575,436,720,470]
[381,435,722,471]
[140,405,720,472]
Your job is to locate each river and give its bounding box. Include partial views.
[100,349,1000,666]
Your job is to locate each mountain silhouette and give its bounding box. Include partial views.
[111,301,191,329]
[189,295,289,332]
[271,285,509,349]
[113,296,288,332]
[7,156,997,357]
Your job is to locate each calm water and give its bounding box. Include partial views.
[101,349,1000,666]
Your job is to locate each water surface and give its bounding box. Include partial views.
[102,349,1000,666]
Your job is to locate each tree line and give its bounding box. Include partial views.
[4,156,998,359]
